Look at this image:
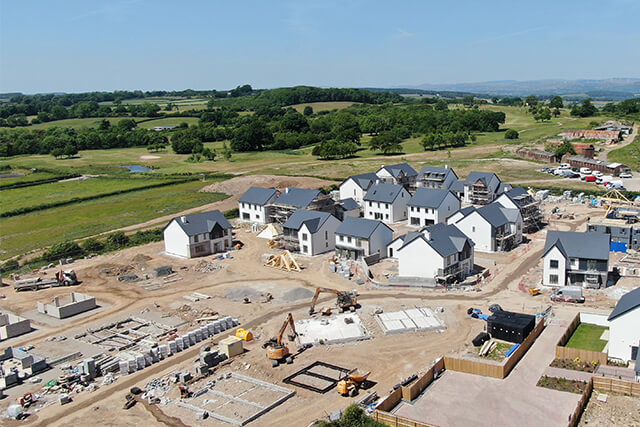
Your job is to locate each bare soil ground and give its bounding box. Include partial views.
[579,391,640,426]
[0,199,633,427]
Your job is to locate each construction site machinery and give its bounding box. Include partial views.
[14,270,78,292]
[337,370,370,397]
[309,287,358,315]
[18,392,34,408]
[179,385,192,398]
[235,328,253,341]
[265,250,301,272]
[551,286,585,303]
[263,313,298,367]
[528,287,541,296]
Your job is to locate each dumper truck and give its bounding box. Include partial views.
[550,286,585,303]
[14,270,78,292]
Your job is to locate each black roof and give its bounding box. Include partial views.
[544,231,610,261]
[363,183,406,203]
[167,210,232,236]
[238,186,278,205]
[488,310,536,329]
[408,188,457,208]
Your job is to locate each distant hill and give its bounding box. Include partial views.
[407,78,640,100]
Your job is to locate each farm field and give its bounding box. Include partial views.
[28,117,150,130]
[0,179,228,260]
[136,117,200,129]
[0,176,178,215]
[289,101,356,113]
[0,170,62,187]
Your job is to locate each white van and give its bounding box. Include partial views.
[580,167,592,175]
[558,163,571,170]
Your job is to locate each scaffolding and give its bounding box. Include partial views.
[267,193,337,224]
[514,195,543,232]
[469,182,492,205]
[495,228,517,252]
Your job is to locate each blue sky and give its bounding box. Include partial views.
[1,0,638,93]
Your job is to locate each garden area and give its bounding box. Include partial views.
[537,376,589,394]
[565,324,608,352]
[550,358,599,373]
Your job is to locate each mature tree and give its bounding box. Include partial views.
[462,95,475,107]
[303,105,313,116]
[554,140,576,158]
[534,107,552,122]
[63,143,78,158]
[504,129,519,139]
[552,108,561,118]
[331,111,361,143]
[98,119,111,130]
[570,98,598,117]
[549,96,564,109]
[231,118,274,151]
[279,110,309,133]
[434,100,449,111]
[201,147,217,161]
[51,147,64,158]
[525,95,539,106]
[312,139,358,159]
[222,142,232,160]
[369,131,402,154]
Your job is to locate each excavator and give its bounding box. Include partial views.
[263,313,298,367]
[337,369,370,397]
[308,287,358,315]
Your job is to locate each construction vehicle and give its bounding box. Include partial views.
[18,393,34,408]
[263,313,298,367]
[235,328,253,341]
[528,287,541,296]
[337,370,370,397]
[308,287,358,315]
[551,286,585,303]
[14,270,78,292]
[179,385,192,398]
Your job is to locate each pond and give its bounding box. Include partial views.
[121,164,152,173]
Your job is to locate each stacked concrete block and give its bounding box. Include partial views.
[195,329,203,342]
[207,323,216,335]
[195,364,209,376]
[169,340,178,354]
[189,332,197,345]
[159,345,168,359]
[119,361,129,376]
[144,353,153,366]
[136,355,145,370]
[79,358,97,379]
[128,359,137,373]
[150,348,159,363]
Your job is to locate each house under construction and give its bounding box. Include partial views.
[462,172,507,205]
[266,187,337,224]
[495,187,543,232]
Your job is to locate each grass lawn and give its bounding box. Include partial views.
[565,324,608,352]
[0,170,62,187]
[608,138,640,171]
[29,117,150,130]
[0,179,228,260]
[0,176,176,215]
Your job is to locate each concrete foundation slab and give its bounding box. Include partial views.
[295,313,369,346]
[376,308,445,335]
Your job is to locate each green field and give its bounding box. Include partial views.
[608,137,640,171]
[0,179,227,259]
[0,176,176,215]
[29,116,151,130]
[289,101,356,113]
[136,117,200,129]
[565,324,608,352]
[0,170,62,186]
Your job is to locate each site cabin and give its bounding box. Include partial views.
[487,310,536,344]
[415,166,458,190]
[335,216,393,260]
[392,223,474,282]
[594,121,633,135]
[462,172,507,205]
[607,287,640,362]
[238,186,278,224]
[339,173,379,207]
[163,210,233,259]
[494,187,542,232]
[407,188,460,227]
[363,183,410,224]
[375,163,418,192]
[282,209,340,256]
[542,231,610,288]
[448,203,523,252]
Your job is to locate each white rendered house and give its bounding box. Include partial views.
[448,203,522,252]
[335,217,393,260]
[339,173,379,206]
[282,209,340,256]
[164,210,233,258]
[407,188,460,227]
[238,186,278,224]
[363,183,410,224]
[415,166,458,190]
[607,287,640,362]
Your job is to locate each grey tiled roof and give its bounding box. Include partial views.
[408,188,456,208]
[336,217,392,239]
[475,203,513,227]
[378,163,418,178]
[543,231,610,261]
[283,209,333,233]
[450,179,466,193]
[608,286,640,321]
[399,224,473,257]
[465,171,501,192]
[418,166,458,181]
[168,210,232,236]
[340,198,360,211]
[345,173,379,190]
[274,188,320,208]
[238,186,278,205]
[364,183,406,203]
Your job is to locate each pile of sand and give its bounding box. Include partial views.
[199,174,338,195]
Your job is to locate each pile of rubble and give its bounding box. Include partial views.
[193,261,225,273]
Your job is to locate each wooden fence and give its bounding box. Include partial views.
[555,313,608,365]
[444,320,546,379]
[569,377,593,427]
[593,376,640,396]
[372,410,439,427]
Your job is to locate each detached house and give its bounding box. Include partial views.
[375,163,418,191]
[495,187,543,232]
[339,173,379,206]
[607,287,640,362]
[363,183,410,223]
[408,188,460,227]
[463,172,506,205]
[390,223,474,283]
[448,203,522,252]
[164,210,233,258]
[282,210,340,256]
[335,217,393,260]
[542,231,610,288]
[270,187,335,223]
[416,166,458,190]
[238,186,278,224]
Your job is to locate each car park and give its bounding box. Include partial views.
[558,163,571,170]
[584,175,597,182]
[580,167,592,175]
[568,172,580,179]
[620,172,633,178]
[593,171,603,177]
[554,169,565,176]
[571,167,579,172]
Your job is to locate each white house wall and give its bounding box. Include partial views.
[340,179,367,206]
[298,217,340,256]
[453,212,494,252]
[164,220,190,258]
[396,238,443,278]
[387,238,404,258]
[543,246,567,287]
[495,194,518,211]
[239,201,272,224]
[408,193,460,227]
[608,308,640,361]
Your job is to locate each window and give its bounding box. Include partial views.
[550,260,559,269]
[369,201,372,207]
[325,230,328,239]
[472,226,476,232]
[549,274,559,285]
[385,203,389,209]
[347,236,352,243]
[385,214,389,219]
[302,245,308,253]
[339,235,344,241]
[194,235,199,243]
[326,241,328,248]
[302,233,308,241]
[410,206,414,212]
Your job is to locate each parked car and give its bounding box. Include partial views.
[568,172,580,179]
[580,167,592,175]
[540,167,550,173]
[593,171,603,177]
[584,175,597,182]
[620,172,633,178]
[554,169,566,176]
[571,167,580,172]
[558,163,571,170]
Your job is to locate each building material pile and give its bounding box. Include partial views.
[193,261,225,273]
[265,250,301,272]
